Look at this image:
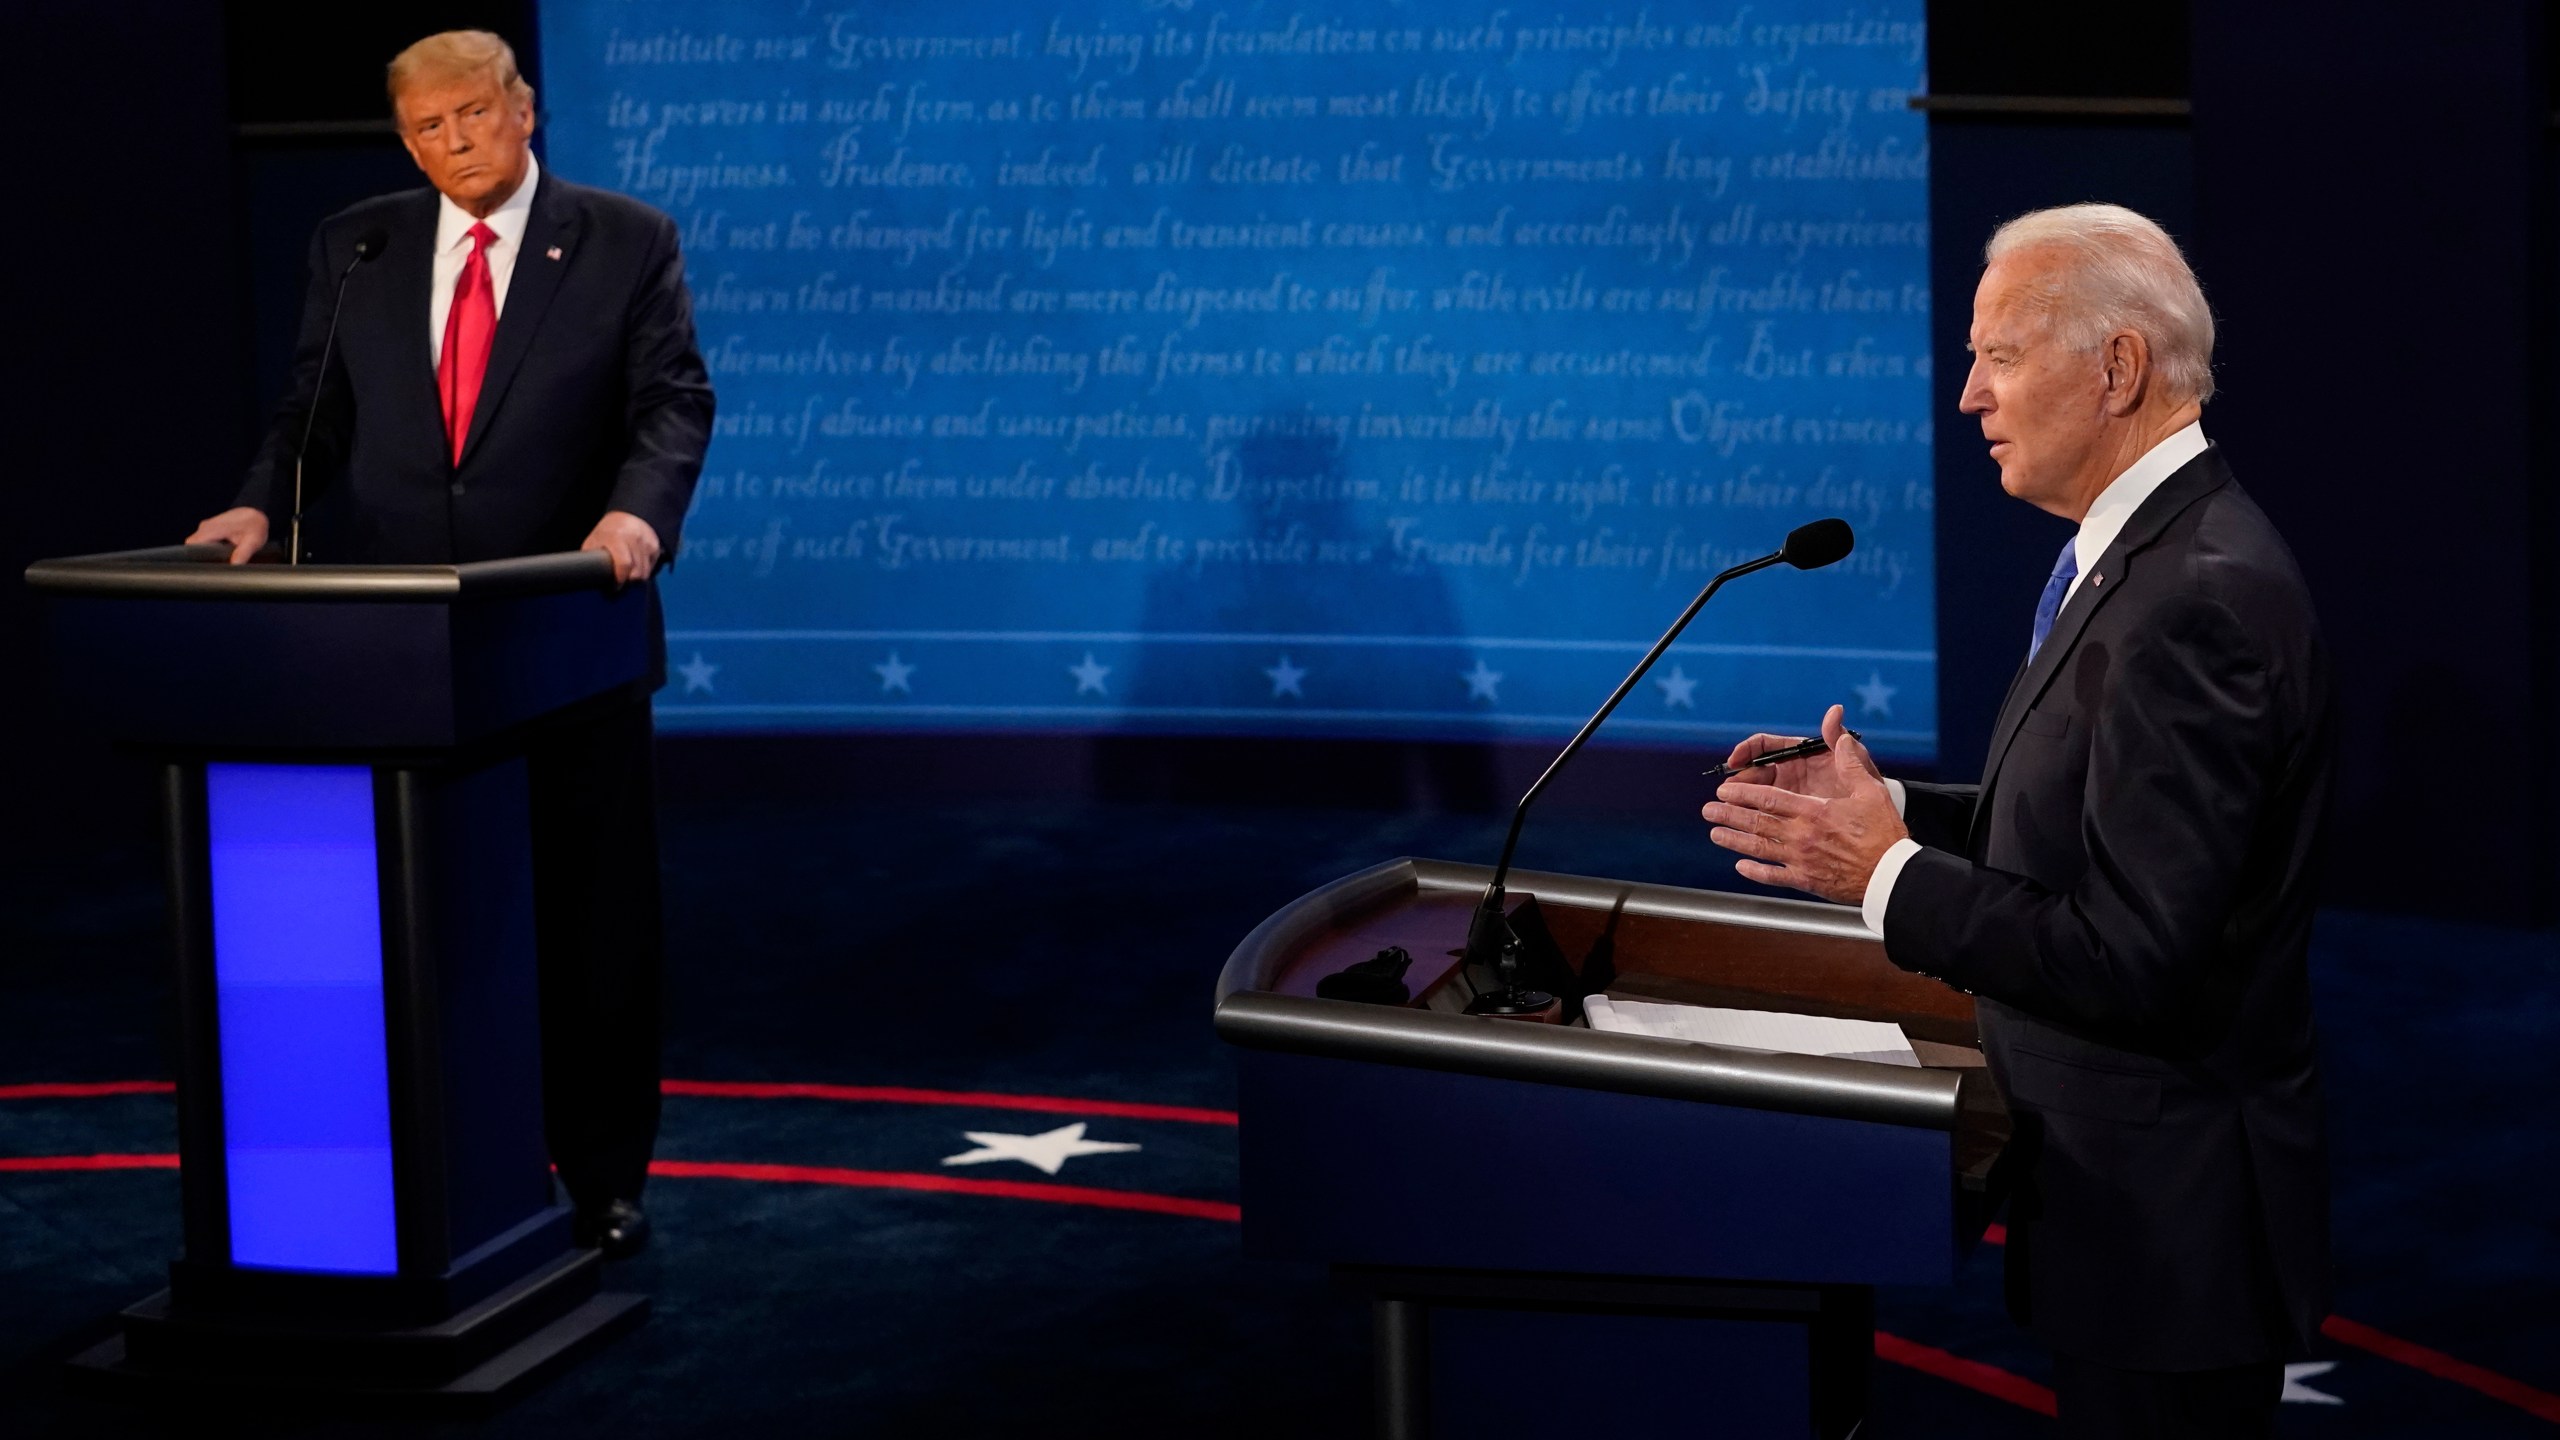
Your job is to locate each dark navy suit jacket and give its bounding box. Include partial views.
[1886,447,2335,1371]
[238,167,713,566]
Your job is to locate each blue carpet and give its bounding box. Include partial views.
[2,786,2555,1436]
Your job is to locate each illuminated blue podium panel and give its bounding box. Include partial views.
[25,545,655,1410]
[206,761,400,1275]
[1216,861,2009,1440]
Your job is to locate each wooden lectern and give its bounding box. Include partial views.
[1216,858,2010,1439]
[25,543,653,1411]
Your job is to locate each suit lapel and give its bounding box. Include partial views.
[457,173,581,468]
[382,191,447,467]
[1968,448,2233,846]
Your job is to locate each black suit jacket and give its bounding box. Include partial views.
[238,167,713,565]
[1886,446,2335,1370]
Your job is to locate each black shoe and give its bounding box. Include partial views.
[578,1199,651,1259]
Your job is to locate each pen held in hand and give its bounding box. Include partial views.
[1703,729,1862,783]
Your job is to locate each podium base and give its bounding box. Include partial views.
[1349,1267,1872,1440]
[63,1249,647,1418]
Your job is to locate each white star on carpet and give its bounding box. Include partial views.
[2281,1361,2344,1406]
[1069,653,1112,695]
[1853,668,1898,718]
[873,652,915,694]
[1655,664,1698,709]
[940,1122,1140,1176]
[1461,658,1504,702]
[1264,655,1307,699]
[676,652,719,695]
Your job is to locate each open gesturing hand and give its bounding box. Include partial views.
[1701,704,1907,905]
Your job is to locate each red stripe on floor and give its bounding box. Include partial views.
[1875,1330,2057,1416]
[0,1153,178,1172]
[0,1077,1242,1126]
[659,1079,1239,1127]
[2323,1314,2560,1423]
[647,1158,1241,1222]
[0,1082,174,1100]
[1974,1222,2560,1422]
[0,1152,1238,1223]
[14,1089,2554,1423]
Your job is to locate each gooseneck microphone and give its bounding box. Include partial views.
[1460,516,1857,1014]
[287,226,389,565]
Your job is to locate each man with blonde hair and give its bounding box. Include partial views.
[187,30,714,1259]
[1704,204,2334,1437]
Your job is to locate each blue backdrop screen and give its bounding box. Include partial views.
[540,2,1935,756]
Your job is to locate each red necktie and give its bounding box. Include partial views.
[437,222,499,465]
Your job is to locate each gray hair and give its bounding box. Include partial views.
[1986,204,2215,405]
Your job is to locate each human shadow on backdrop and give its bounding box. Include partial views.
[1096,411,1499,812]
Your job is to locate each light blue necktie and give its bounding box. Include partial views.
[2027,539,2080,663]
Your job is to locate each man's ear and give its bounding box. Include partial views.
[2102,330,2151,416]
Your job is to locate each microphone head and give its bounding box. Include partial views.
[1782,518,1855,570]
[353,228,391,262]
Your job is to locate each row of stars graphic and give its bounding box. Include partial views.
[673,651,1904,716]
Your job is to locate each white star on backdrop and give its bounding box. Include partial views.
[1655,664,1698,709]
[1264,655,1307,698]
[1853,669,1898,718]
[2281,1362,2343,1406]
[1461,658,1504,702]
[1069,653,1112,695]
[940,1123,1140,1176]
[676,652,719,694]
[873,652,915,694]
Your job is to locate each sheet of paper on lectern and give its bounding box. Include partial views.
[1583,995,1920,1068]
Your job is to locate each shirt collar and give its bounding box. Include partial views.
[433,150,540,255]
[2074,419,2208,575]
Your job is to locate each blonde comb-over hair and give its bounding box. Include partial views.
[386,30,534,112]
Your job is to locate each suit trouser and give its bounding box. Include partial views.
[2052,1352,2281,1440]
[526,691,665,1214]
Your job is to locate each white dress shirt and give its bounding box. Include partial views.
[429,151,539,364]
[1860,421,2211,938]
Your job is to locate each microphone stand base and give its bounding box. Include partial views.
[1457,895,1583,1024]
[1464,988,1564,1024]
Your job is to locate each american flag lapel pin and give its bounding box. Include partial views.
[2092,572,2104,588]
[546,246,563,261]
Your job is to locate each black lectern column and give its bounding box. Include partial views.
[26,544,653,1411]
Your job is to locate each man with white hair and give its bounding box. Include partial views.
[1703,204,2334,1437]
[186,30,714,1259]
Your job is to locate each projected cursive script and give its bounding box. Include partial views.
[543,0,1936,752]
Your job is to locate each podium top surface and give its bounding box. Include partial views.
[28,545,653,753]
[1216,858,1995,1133]
[25,545,618,602]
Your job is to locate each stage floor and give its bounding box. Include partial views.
[3,781,2554,1436]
